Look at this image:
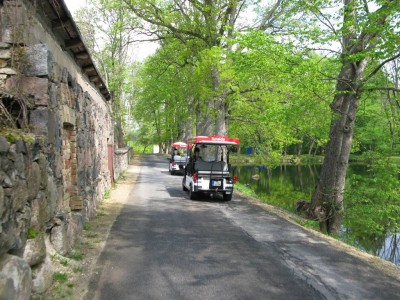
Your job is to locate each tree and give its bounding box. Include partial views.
[227,31,334,158]
[111,0,289,136]
[307,0,400,234]
[75,0,138,147]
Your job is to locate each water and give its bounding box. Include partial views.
[232,164,400,266]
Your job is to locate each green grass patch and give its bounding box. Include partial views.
[59,258,69,267]
[53,272,68,284]
[27,228,39,239]
[68,251,84,261]
[83,223,93,231]
[104,188,111,199]
[290,217,319,230]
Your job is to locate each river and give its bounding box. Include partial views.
[232,164,400,267]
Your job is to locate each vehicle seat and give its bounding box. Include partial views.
[195,161,228,172]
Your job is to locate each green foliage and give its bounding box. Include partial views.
[68,251,84,261]
[53,272,68,284]
[0,129,35,144]
[103,188,111,200]
[344,154,400,239]
[228,31,334,155]
[27,228,39,239]
[291,218,320,231]
[83,223,93,231]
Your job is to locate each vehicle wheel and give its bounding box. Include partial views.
[189,184,197,200]
[182,177,188,191]
[223,192,232,201]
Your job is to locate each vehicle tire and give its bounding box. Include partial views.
[223,192,233,201]
[189,184,197,200]
[182,177,188,191]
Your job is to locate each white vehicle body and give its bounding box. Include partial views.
[182,136,239,201]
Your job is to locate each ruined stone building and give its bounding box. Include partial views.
[0,0,130,298]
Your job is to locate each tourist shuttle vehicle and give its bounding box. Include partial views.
[182,136,239,201]
[169,142,188,175]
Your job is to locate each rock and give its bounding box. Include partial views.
[22,44,51,77]
[0,136,10,153]
[0,68,17,75]
[0,42,10,49]
[29,109,49,136]
[0,254,32,300]
[27,162,40,201]
[0,49,11,59]
[31,255,53,294]
[23,234,46,267]
[50,220,68,256]
[5,76,49,106]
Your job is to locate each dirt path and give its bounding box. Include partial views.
[41,156,141,299]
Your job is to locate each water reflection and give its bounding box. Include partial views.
[232,164,400,266]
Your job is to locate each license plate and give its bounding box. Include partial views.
[212,180,221,187]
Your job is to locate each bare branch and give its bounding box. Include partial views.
[364,52,400,83]
[363,87,400,93]
[258,0,282,31]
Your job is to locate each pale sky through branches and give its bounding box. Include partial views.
[64,0,158,62]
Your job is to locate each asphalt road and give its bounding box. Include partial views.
[86,155,400,300]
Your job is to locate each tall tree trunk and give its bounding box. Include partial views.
[197,65,227,136]
[309,61,365,233]
[309,0,394,234]
[212,65,227,136]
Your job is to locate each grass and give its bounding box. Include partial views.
[53,272,68,284]
[290,217,320,230]
[68,251,84,261]
[104,188,111,199]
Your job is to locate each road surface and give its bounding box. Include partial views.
[86,155,400,299]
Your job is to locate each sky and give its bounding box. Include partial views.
[64,0,158,62]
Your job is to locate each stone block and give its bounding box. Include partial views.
[0,136,10,153]
[31,255,53,294]
[15,139,27,154]
[0,67,16,75]
[0,254,32,300]
[23,234,46,267]
[48,83,58,110]
[27,162,40,201]
[5,76,49,106]
[0,42,10,49]
[50,61,61,83]
[38,154,48,190]
[29,109,48,136]
[0,59,7,68]
[11,178,28,211]
[22,44,51,77]
[50,221,68,256]
[0,49,11,59]
[31,192,51,230]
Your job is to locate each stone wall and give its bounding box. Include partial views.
[114,147,133,180]
[0,0,120,298]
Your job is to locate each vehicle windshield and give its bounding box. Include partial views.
[194,144,228,162]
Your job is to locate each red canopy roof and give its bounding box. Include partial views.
[187,136,240,145]
[171,142,188,149]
